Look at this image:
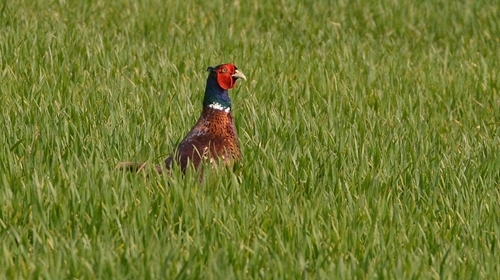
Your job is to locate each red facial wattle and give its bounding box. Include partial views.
[216,65,237,90]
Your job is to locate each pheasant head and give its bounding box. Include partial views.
[203,63,246,111]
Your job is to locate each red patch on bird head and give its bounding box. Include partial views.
[214,64,238,90]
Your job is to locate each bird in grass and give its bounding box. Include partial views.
[118,63,246,175]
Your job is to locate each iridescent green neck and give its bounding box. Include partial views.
[203,75,231,111]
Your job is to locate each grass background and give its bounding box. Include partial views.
[1,0,499,278]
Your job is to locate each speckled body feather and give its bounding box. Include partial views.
[164,106,241,172]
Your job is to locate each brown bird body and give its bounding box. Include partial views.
[164,106,241,173]
[118,63,246,175]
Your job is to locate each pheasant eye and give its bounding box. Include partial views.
[221,68,227,73]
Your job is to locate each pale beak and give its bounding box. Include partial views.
[231,70,247,81]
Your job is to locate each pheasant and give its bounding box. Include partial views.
[118,63,246,174]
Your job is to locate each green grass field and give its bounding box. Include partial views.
[1,0,499,278]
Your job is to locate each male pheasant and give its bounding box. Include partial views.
[118,63,246,174]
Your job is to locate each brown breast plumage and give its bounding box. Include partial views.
[165,107,241,172]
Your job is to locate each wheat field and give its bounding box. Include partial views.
[1,0,499,278]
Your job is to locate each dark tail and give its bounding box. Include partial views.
[116,162,165,174]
